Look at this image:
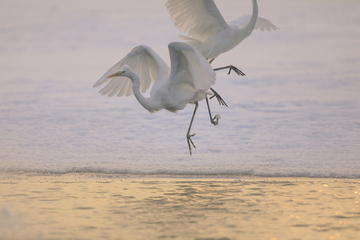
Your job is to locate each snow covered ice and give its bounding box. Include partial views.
[1,0,360,177]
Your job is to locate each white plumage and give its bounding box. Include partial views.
[94,42,220,155]
[164,0,278,62]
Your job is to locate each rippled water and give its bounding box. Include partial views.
[1,1,360,238]
[1,0,360,177]
[1,174,359,240]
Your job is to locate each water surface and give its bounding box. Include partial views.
[1,174,360,240]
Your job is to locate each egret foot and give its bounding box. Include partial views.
[211,113,221,126]
[213,65,246,76]
[210,88,228,107]
[187,133,196,156]
[227,65,246,76]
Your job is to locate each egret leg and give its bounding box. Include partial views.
[209,87,228,107]
[186,101,198,156]
[205,96,220,126]
[213,65,246,76]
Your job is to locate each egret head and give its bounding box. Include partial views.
[107,70,125,78]
[107,65,132,78]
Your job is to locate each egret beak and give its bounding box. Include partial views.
[107,70,125,78]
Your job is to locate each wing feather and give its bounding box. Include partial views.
[164,0,228,41]
[99,79,117,95]
[168,42,215,91]
[178,35,202,48]
[93,45,169,97]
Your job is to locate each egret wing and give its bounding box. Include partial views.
[168,42,216,91]
[164,0,228,41]
[228,14,278,31]
[93,45,169,97]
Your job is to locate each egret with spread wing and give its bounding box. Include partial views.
[164,0,278,75]
[93,42,220,155]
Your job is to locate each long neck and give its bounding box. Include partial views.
[240,0,259,37]
[128,71,160,113]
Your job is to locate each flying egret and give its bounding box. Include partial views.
[164,0,278,74]
[93,42,221,155]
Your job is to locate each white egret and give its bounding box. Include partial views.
[164,0,278,74]
[93,42,221,155]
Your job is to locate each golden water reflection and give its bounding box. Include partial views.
[1,174,359,240]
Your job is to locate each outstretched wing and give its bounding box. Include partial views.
[228,14,278,32]
[164,0,228,41]
[168,42,216,91]
[93,45,169,97]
